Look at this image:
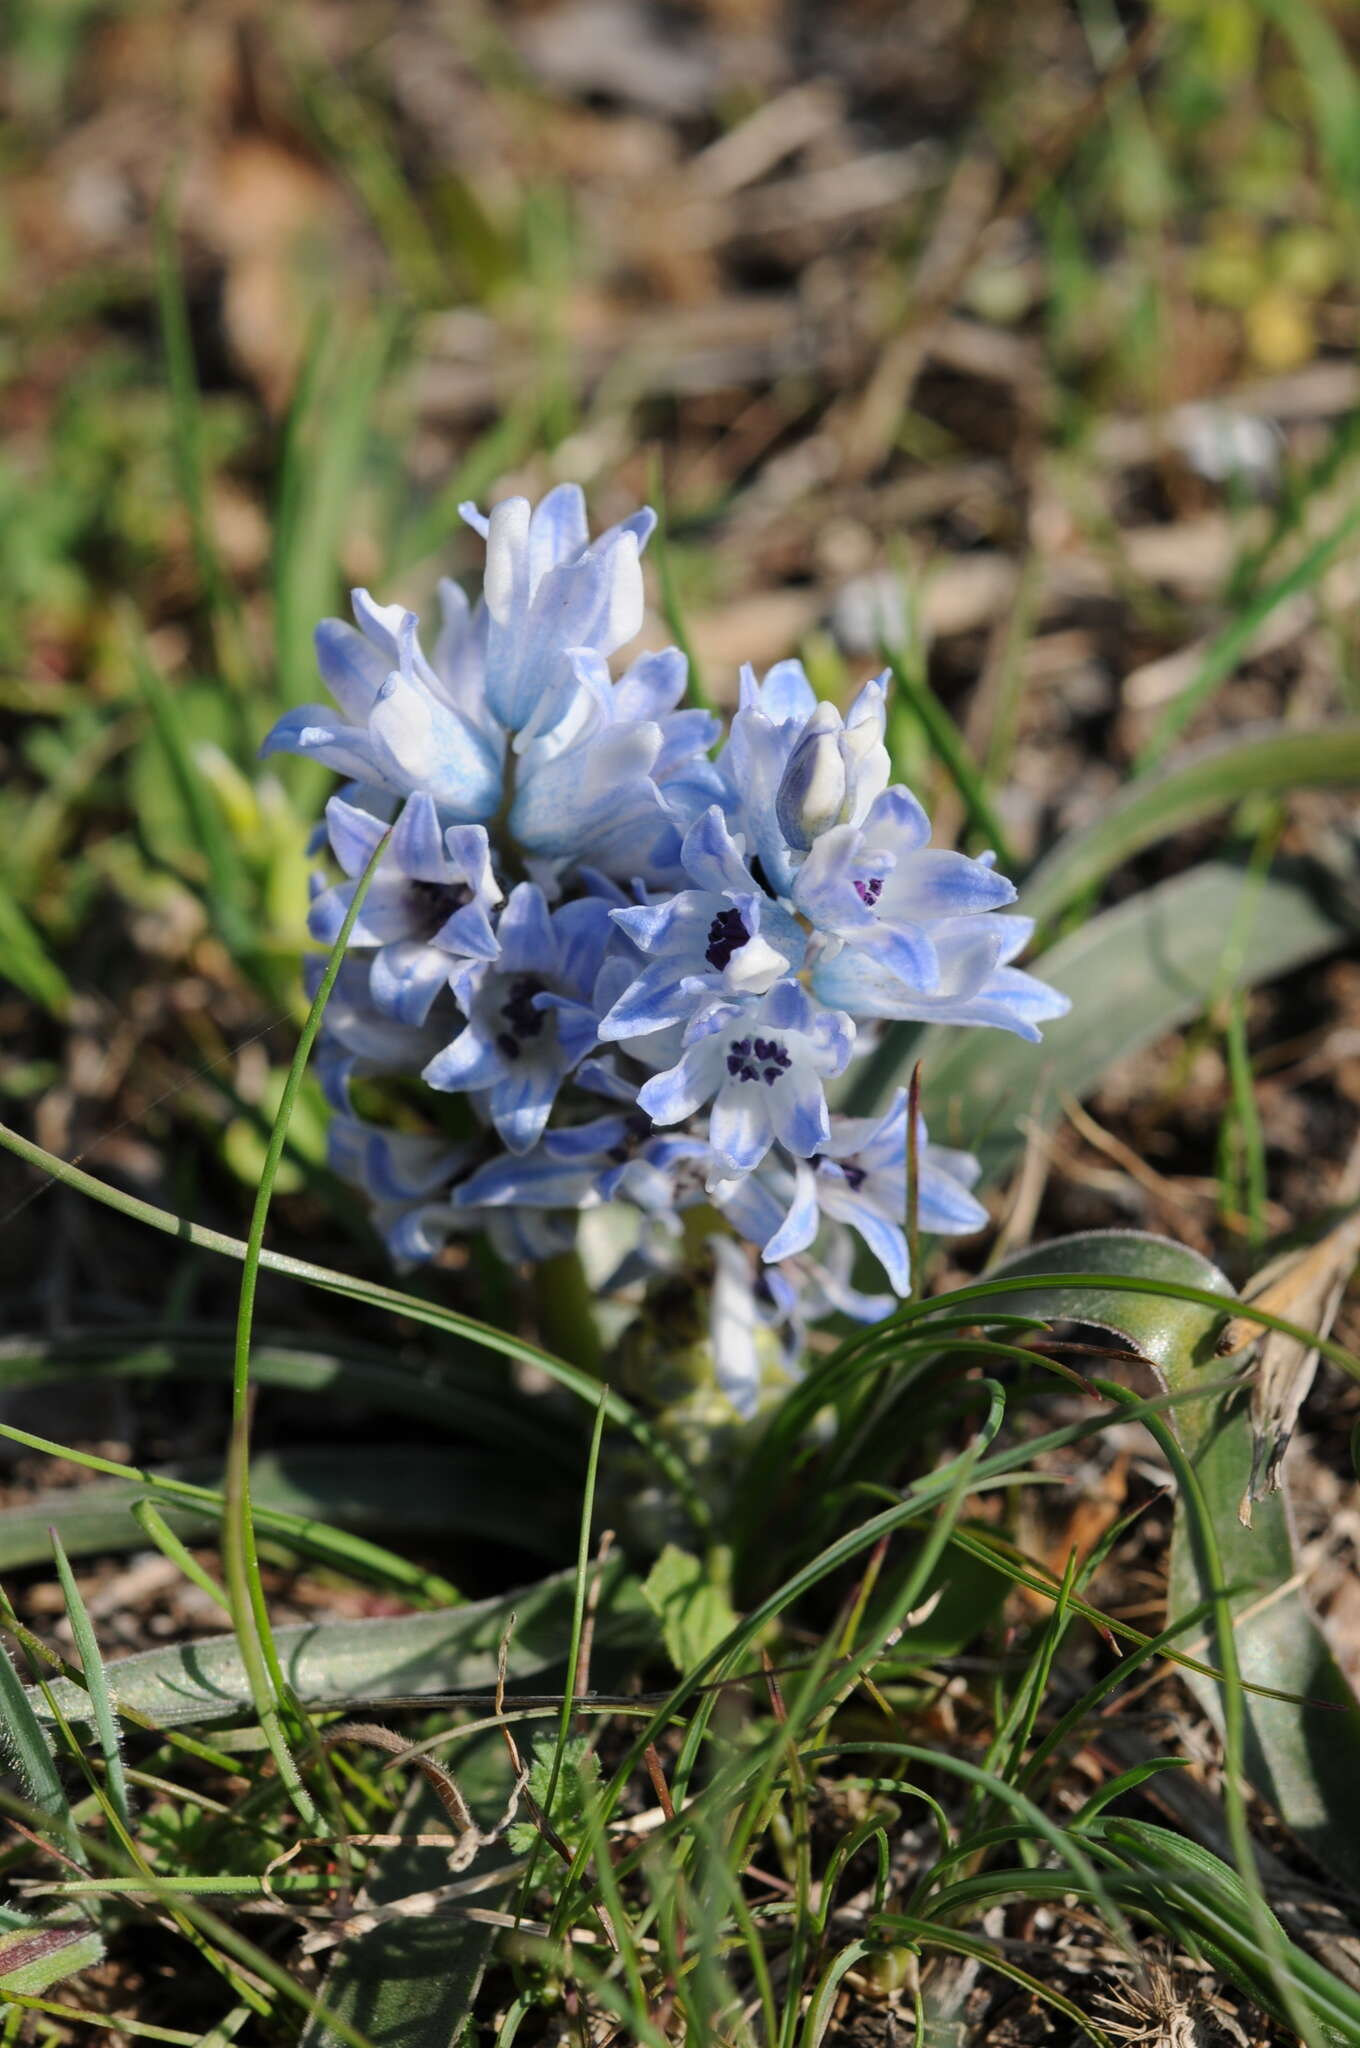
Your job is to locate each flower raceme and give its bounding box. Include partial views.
[264,484,1068,1415]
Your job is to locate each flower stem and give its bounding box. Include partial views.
[534,1248,605,1378]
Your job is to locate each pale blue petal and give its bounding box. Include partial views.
[368,671,502,820]
[863,783,931,850]
[528,482,589,582]
[308,875,412,947]
[613,646,687,722]
[370,941,452,1025]
[789,824,874,930]
[391,793,447,882]
[681,806,758,896]
[884,849,1016,920]
[423,1029,503,1092]
[712,1169,787,1246]
[762,1160,819,1262]
[820,1181,911,1294]
[457,1148,597,1210]
[260,705,377,783]
[758,658,817,725]
[709,1084,773,1175]
[325,794,388,878]
[555,898,615,996]
[433,901,499,961]
[495,884,555,976]
[598,956,701,1039]
[637,1039,722,1125]
[769,1064,828,1157]
[760,978,819,1035]
[915,1162,989,1236]
[489,1064,558,1154]
[315,619,388,721]
[611,901,684,953]
[874,922,941,990]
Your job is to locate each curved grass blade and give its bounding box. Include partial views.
[50,1532,130,1832]
[1020,721,1360,928]
[0,1619,75,1855]
[0,1331,576,1470]
[0,1422,459,1604]
[0,1447,573,1572]
[974,1231,1360,1915]
[300,1732,518,2048]
[0,1121,706,1530]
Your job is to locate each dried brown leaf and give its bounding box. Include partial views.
[1224,1204,1360,1526]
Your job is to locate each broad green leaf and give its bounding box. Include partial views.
[1168,1401,1360,1895]
[31,1563,653,1729]
[0,1447,574,1571]
[1019,722,1360,928]
[910,857,1360,1175]
[872,1532,1010,1663]
[977,1229,1235,1378]
[983,1230,1360,1900]
[642,1544,740,1676]
[0,1922,104,1995]
[301,1732,515,2048]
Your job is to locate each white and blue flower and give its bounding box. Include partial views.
[760,1091,987,1294]
[273,473,1077,1416]
[462,484,654,737]
[423,885,614,1154]
[792,785,1017,994]
[308,793,500,1026]
[262,597,505,823]
[811,911,1070,1039]
[598,806,804,1043]
[718,662,889,897]
[510,648,723,886]
[637,978,855,1180]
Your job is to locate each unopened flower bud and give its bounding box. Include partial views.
[775,703,851,851]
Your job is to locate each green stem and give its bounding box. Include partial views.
[533,1249,604,1378]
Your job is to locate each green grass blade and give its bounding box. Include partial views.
[0,1623,75,1853]
[300,1733,518,2048]
[1135,495,1360,770]
[0,885,69,1016]
[0,1125,707,1528]
[49,1531,130,1832]
[0,1420,460,1602]
[882,638,1015,863]
[1019,719,1360,928]
[0,1446,566,1574]
[130,1502,229,1614]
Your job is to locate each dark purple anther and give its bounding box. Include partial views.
[727,1034,790,1085]
[498,976,546,1060]
[409,877,472,938]
[854,876,883,907]
[705,908,750,971]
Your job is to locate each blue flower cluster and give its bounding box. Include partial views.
[264,486,1068,1415]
